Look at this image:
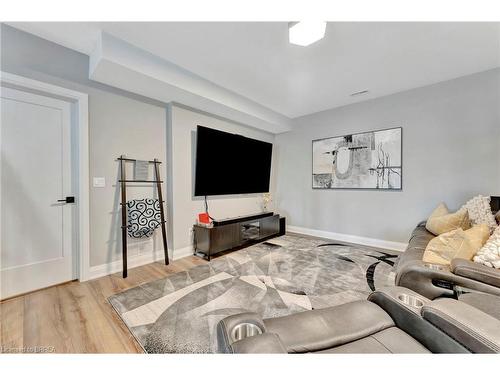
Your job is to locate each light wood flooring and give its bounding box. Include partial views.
[0,256,205,353]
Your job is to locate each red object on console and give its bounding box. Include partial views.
[198,212,211,224]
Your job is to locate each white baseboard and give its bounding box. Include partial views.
[172,245,195,260]
[287,225,407,252]
[87,246,194,281]
[86,227,406,280]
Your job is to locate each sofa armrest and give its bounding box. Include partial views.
[396,260,500,299]
[368,286,430,315]
[422,299,500,353]
[396,261,457,299]
[451,259,500,288]
[216,312,267,353]
[230,333,287,354]
[368,287,468,353]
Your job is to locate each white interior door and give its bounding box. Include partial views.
[1,86,75,299]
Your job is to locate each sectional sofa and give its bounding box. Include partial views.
[395,198,500,299]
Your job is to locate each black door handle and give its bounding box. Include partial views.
[57,196,75,204]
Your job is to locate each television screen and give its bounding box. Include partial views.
[194,126,273,196]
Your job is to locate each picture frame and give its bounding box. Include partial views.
[312,127,403,190]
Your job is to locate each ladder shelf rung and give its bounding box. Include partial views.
[120,200,165,206]
[119,180,164,183]
[117,157,162,164]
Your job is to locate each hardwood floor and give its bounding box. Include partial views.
[0,256,205,353]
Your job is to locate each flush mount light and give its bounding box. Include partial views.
[289,21,327,46]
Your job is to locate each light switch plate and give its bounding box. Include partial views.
[93,177,106,188]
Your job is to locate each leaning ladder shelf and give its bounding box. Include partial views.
[117,155,169,278]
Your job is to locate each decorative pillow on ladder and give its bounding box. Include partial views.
[425,202,471,236]
[127,198,161,238]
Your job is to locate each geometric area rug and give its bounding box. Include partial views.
[108,234,398,353]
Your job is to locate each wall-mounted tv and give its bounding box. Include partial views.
[194,126,273,196]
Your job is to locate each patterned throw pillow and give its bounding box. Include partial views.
[423,224,490,265]
[461,195,497,233]
[474,226,500,268]
[425,203,471,236]
[126,198,161,238]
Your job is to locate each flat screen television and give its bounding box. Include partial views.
[194,126,273,196]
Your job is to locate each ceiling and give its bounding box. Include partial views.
[9,22,500,120]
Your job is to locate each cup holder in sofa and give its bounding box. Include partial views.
[231,323,263,342]
[398,293,425,308]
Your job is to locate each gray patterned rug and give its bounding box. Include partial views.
[108,234,398,353]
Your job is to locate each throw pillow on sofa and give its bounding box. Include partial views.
[425,203,471,236]
[423,224,490,265]
[474,226,500,268]
[461,195,497,233]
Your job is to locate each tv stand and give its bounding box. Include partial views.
[193,212,283,260]
[212,212,274,227]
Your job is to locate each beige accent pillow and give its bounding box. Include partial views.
[423,224,490,265]
[425,203,471,236]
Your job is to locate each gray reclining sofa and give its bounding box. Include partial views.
[217,286,500,354]
[395,196,500,299]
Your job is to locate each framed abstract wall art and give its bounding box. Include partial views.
[312,127,402,190]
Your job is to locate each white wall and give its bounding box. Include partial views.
[89,93,167,267]
[5,23,498,269]
[1,24,277,270]
[275,69,500,244]
[1,24,169,268]
[168,105,275,253]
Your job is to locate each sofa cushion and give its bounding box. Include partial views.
[263,300,394,353]
[318,327,429,353]
[458,292,500,321]
[394,222,434,273]
[423,224,490,265]
[409,221,436,249]
[395,248,425,273]
[425,203,471,236]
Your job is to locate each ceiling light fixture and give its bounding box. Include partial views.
[289,21,327,46]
